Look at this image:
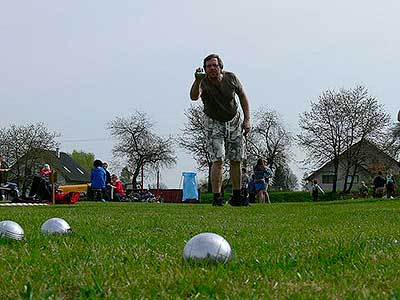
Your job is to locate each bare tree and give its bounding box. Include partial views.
[178,105,213,192]
[298,86,390,192]
[246,107,292,169]
[108,111,176,189]
[0,123,59,192]
[339,87,389,192]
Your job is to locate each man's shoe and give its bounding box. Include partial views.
[228,196,242,206]
[241,196,250,206]
[212,197,224,206]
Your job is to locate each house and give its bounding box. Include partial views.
[305,140,400,191]
[10,148,90,186]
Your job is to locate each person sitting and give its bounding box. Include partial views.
[111,174,125,201]
[40,164,52,178]
[90,159,107,201]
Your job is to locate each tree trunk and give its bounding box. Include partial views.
[332,158,339,193]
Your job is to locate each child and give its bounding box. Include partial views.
[90,159,107,201]
[39,164,52,178]
[111,174,125,201]
[311,179,324,201]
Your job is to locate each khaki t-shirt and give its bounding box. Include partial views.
[200,71,243,122]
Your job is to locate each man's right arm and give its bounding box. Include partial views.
[190,78,202,100]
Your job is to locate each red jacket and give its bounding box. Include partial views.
[113,180,125,196]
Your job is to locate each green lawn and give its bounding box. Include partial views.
[1,199,400,299]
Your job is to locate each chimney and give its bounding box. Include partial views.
[56,147,60,158]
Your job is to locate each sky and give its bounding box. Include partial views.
[1,1,399,188]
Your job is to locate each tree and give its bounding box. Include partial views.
[178,105,213,192]
[119,166,133,184]
[0,123,59,192]
[108,111,176,189]
[246,107,296,190]
[246,107,292,168]
[383,123,400,161]
[69,150,95,172]
[298,86,390,192]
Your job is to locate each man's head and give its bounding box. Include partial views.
[94,159,103,168]
[203,54,223,79]
[103,162,108,169]
[241,167,247,173]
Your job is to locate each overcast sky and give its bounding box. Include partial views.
[1,1,399,188]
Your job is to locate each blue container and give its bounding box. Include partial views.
[182,172,198,201]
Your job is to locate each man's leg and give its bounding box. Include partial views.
[230,160,249,206]
[211,160,224,206]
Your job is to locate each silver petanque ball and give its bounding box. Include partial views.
[41,218,72,235]
[183,232,231,264]
[0,220,25,241]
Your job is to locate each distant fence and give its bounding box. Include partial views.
[149,189,183,203]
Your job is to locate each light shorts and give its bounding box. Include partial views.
[205,112,244,162]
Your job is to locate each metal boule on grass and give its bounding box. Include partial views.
[41,218,72,235]
[0,220,25,241]
[183,232,231,264]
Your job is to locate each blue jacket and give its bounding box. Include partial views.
[91,167,106,189]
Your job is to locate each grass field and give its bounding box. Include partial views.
[1,199,400,299]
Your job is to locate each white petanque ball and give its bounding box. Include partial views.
[0,220,25,241]
[183,232,232,264]
[41,218,72,235]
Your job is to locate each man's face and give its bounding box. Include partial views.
[103,163,108,169]
[205,58,221,79]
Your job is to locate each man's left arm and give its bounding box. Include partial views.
[238,90,250,135]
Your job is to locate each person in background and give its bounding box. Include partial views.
[311,179,325,201]
[359,181,369,198]
[373,171,386,198]
[253,158,272,204]
[386,172,395,199]
[263,159,274,204]
[248,174,256,203]
[103,162,112,199]
[40,164,52,178]
[111,174,125,201]
[90,159,107,201]
[240,168,250,200]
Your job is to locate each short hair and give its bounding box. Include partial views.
[203,54,224,70]
[93,159,103,167]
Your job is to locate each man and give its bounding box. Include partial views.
[190,54,250,206]
[102,162,111,200]
[373,171,386,198]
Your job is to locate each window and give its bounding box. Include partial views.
[63,166,72,173]
[322,175,335,184]
[347,175,359,184]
